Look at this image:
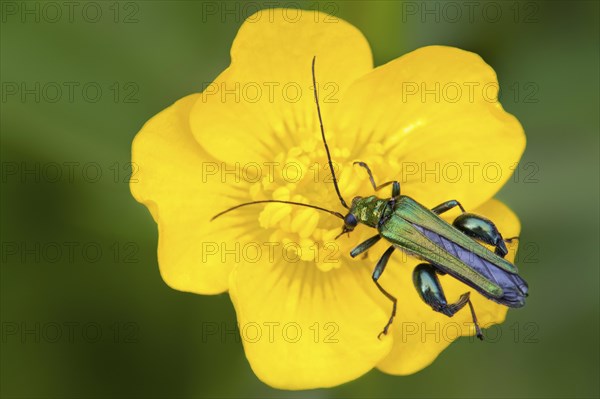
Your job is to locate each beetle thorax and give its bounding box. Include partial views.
[350,195,389,228]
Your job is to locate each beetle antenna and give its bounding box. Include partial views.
[211,200,344,221]
[312,56,349,209]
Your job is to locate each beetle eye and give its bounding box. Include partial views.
[344,214,358,228]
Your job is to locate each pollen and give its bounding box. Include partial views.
[250,134,371,271]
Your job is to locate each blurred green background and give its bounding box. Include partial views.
[1,0,598,397]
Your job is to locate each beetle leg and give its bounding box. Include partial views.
[452,213,509,257]
[373,180,400,199]
[464,295,484,340]
[431,199,466,214]
[350,234,381,258]
[379,181,400,199]
[372,246,397,339]
[353,162,401,198]
[413,263,483,340]
[501,236,520,257]
[353,161,378,190]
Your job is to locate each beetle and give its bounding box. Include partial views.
[212,57,528,339]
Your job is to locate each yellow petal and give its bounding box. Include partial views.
[190,9,373,165]
[131,94,252,294]
[228,258,393,389]
[375,198,522,375]
[333,46,525,210]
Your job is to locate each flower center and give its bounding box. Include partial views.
[246,127,385,271]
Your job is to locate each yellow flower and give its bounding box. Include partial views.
[130,9,525,390]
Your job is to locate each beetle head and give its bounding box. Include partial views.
[336,196,362,238]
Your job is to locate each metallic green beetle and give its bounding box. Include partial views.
[213,58,528,339]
